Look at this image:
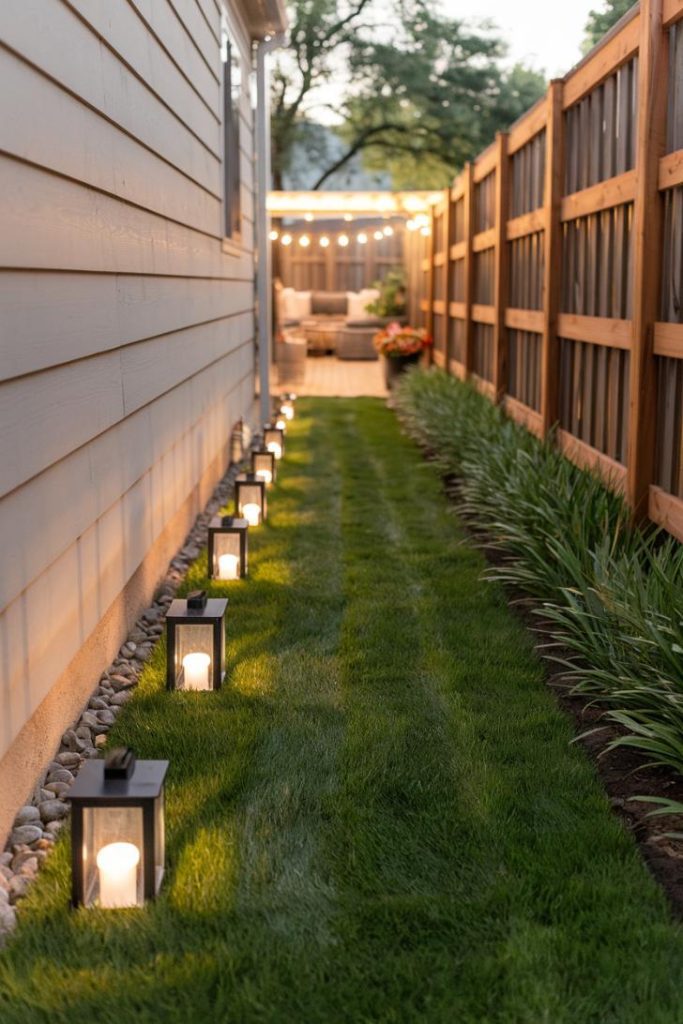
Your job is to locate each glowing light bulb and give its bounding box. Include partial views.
[357,232,368,244]
[320,236,330,248]
[269,229,279,241]
[406,220,418,232]
[374,230,383,240]
[275,417,286,431]
[344,213,353,222]
[281,233,292,246]
[338,234,349,247]
[281,403,294,420]
[299,234,311,247]
[304,212,314,222]
[383,225,394,237]
[420,226,431,237]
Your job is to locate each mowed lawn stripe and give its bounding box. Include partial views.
[2,399,683,1023]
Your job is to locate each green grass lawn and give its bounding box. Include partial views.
[3,397,683,1023]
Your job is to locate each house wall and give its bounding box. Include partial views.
[0,0,257,843]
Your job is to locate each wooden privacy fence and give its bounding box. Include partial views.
[409,0,683,544]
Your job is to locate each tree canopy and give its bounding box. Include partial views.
[581,0,637,55]
[271,0,546,190]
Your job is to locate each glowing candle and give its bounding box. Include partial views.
[256,468,272,485]
[182,651,211,690]
[218,553,239,580]
[267,441,282,460]
[275,418,286,431]
[96,842,140,908]
[242,502,261,526]
[281,404,294,421]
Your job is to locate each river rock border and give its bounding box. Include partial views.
[0,454,248,944]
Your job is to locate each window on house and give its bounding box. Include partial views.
[222,24,242,241]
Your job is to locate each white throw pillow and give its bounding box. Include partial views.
[347,291,372,319]
[280,287,296,319]
[291,290,312,318]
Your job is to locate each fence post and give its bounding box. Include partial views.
[540,79,564,435]
[627,0,667,518]
[426,205,437,364]
[443,186,453,374]
[493,133,509,401]
[463,161,475,378]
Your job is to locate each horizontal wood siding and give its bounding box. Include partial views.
[0,0,257,768]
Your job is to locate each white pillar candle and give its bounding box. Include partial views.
[182,651,211,690]
[218,553,239,579]
[96,841,140,908]
[242,502,261,526]
[256,468,272,485]
[267,441,282,460]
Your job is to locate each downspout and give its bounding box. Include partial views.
[255,33,286,428]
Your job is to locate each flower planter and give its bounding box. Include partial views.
[383,351,421,388]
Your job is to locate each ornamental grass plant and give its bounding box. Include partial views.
[393,368,683,776]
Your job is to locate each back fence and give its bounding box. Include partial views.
[407,0,683,543]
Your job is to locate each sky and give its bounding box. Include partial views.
[438,0,598,79]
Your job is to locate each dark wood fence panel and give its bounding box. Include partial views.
[510,132,546,216]
[418,0,683,542]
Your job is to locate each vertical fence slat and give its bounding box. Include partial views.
[463,162,475,375]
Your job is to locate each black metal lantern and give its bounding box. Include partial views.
[263,423,285,460]
[234,472,267,525]
[166,590,227,691]
[69,747,167,909]
[251,448,276,487]
[207,515,248,580]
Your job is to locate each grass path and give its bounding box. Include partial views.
[2,398,683,1022]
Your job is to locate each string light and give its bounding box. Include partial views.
[304,213,314,222]
[269,229,279,241]
[374,230,383,240]
[338,234,350,247]
[357,232,368,245]
[320,236,330,248]
[383,225,394,237]
[299,234,311,247]
[344,213,353,222]
[281,233,292,245]
[420,226,431,237]
[406,220,418,232]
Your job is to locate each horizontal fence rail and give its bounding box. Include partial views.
[409,0,683,544]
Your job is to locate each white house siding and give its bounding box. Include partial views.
[0,0,258,842]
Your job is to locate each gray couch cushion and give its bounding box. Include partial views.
[311,291,347,315]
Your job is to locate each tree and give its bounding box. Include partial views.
[581,0,637,55]
[271,0,546,191]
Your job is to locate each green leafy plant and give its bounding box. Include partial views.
[364,269,407,318]
[393,369,683,778]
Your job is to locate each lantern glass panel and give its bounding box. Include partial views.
[82,805,144,908]
[237,483,264,523]
[252,451,274,484]
[175,623,217,690]
[213,532,242,578]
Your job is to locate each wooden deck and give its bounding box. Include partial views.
[274,356,388,398]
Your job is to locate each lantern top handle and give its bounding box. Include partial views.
[104,747,137,780]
